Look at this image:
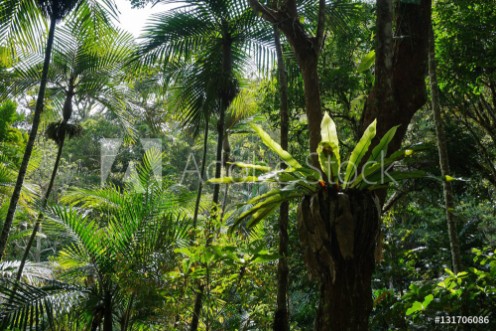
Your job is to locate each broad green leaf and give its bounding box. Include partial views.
[251,124,302,169]
[406,301,424,316]
[208,176,259,184]
[367,125,399,164]
[320,112,341,181]
[343,119,376,188]
[422,294,434,307]
[357,50,375,73]
[229,162,271,172]
[230,190,302,231]
[363,170,427,189]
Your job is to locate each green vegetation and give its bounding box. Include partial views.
[0,0,495,330]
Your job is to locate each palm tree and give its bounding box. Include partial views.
[138,3,270,328]
[5,23,136,281]
[0,149,190,330]
[0,0,119,261]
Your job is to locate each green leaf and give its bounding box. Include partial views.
[229,162,271,172]
[406,301,424,316]
[208,176,259,184]
[343,119,376,188]
[251,124,302,169]
[319,112,341,181]
[367,125,399,164]
[422,294,434,307]
[364,170,427,190]
[357,50,375,73]
[230,190,302,231]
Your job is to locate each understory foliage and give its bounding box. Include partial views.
[0,0,495,330]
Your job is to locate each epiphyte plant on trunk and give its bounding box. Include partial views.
[210,112,427,330]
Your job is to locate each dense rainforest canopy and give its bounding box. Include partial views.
[0,0,495,330]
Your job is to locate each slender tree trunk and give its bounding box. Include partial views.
[120,294,134,331]
[192,116,210,231]
[190,284,204,331]
[16,131,65,281]
[273,27,290,331]
[0,17,57,261]
[191,28,236,331]
[428,23,462,273]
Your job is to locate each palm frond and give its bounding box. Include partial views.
[0,279,85,330]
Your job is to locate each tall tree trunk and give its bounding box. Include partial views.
[0,17,57,261]
[192,116,210,231]
[16,83,75,280]
[16,130,65,281]
[273,27,290,331]
[428,23,462,273]
[362,0,431,152]
[191,27,236,331]
[103,289,113,331]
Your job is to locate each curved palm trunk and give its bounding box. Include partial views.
[428,23,462,273]
[16,130,66,281]
[0,17,57,261]
[16,82,75,280]
[273,27,290,331]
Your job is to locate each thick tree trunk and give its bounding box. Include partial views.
[273,27,290,331]
[298,190,380,331]
[428,24,462,273]
[103,289,113,331]
[249,1,431,330]
[362,0,431,152]
[0,17,57,261]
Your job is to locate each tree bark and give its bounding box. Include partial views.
[249,1,431,330]
[273,27,290,331]
[428,23,462,273]
[362,0,431,153]
[103,289,113,331]
[298,190,380,331]
[0,17,57,261]
[16,130,65,281]
[192,115,209,231]
[191,25,237,331]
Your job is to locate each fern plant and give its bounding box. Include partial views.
[209,112,426,229]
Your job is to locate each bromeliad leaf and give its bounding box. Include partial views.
[250,123,302,169]
[343,119,377,188]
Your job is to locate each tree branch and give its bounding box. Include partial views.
[248,0,280,24]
